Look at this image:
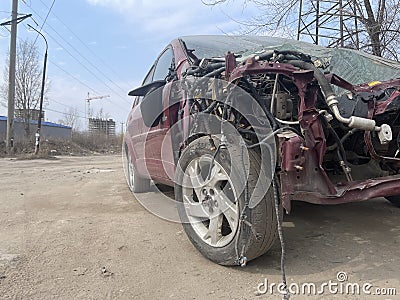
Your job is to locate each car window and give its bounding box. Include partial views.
[153,47,174,81]
[133,47,173,106]
[133,66,156,106]
[132,96,139,107]
[143,65,155,85]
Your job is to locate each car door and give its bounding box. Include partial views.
[127,65,155,178]
[143,46,176,182]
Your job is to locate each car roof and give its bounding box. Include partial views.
[179,35,400,85]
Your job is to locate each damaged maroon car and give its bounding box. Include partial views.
[124,35,400,265]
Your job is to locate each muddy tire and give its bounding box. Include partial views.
[386,196,400,207]
[124,146,150,193]
[175,136,278,265]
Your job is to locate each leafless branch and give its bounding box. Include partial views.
[0,39,50,137]
[203,0,400,60]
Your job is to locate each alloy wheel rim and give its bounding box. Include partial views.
[127,152,135,190]
[182,155,239,247]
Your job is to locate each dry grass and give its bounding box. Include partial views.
[16,153,59,160]
[71,132,123,154]
[0,132,123,158]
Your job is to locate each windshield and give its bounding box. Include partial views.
[180,35,400,86]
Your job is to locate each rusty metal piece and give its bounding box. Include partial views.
[225,52,236,81]
[282,175,400,212]
[300,145,309,151]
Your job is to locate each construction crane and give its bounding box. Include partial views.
[85,92,110,130]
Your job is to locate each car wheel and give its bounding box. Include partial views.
[386,195,400,207]
[175,136,278,265]
[124,146,150,193]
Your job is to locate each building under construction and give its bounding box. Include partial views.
[88,118,116,136]
[15,109,44,121]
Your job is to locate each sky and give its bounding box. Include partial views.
[0,0,260,132]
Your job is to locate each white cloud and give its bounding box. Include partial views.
[86,0,254,36]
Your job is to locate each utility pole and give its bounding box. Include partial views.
[6,0,18,154]
[27,25,48,155]
[120,122,125,135]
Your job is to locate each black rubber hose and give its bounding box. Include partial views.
[186,67,200,76]
[189,99,203,113]
[255,50,275,61]
[397,130,400,150]
[341,128,359,144]
[277,51,312,62]
[203,67,226,78]
[326,129,359,151]
[285,60,335,100]
[206,62,225,71]
[319,115,349,164]
[241,77,279,131]
[186,62,225,76]
[202,100,219,114]
[326,142,338,152]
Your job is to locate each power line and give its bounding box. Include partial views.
[44,57,130,114]
[35,18,130,97]
[20,22,102,95]
[38,0,130,87]
[28,22,129,106]
[22,24,130,115]
[2,23,127,126]
[7,3,131,122]
[0,26,10,37]
[32,0,55,46]
[24,4,131,105]
[21,0,32,7]
[5,23,116,107]
[45,107,87,120]
[50,98,86,115]
[47,58,101,94]
[4,24,109,115]
[20,5,133,118]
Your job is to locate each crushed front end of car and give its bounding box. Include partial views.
[179,35,400,212]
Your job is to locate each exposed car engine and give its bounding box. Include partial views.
[181,47,400,189]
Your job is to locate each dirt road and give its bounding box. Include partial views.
[0,155,399,299]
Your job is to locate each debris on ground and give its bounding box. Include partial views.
[73,267,87,276]
[101,266,114,277]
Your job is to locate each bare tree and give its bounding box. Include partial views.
[58,106,81,131]
[203,0,400,60]
[1,39,49,137]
